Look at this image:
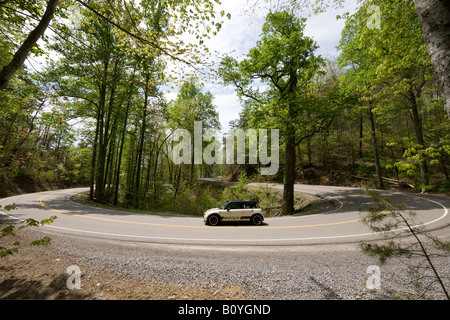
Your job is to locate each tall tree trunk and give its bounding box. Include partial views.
[0,0,59,90]
[134,73,150,208]
[90,109,100,200]
[174,164,183,200]
[413,0,450,119]
[368,107,384,189]
[104,122,116,199]
[409,90,429,188]
[95,111,105,202]
[359,115,364,158]
[281,139,296,215]
[281,73,300,215]
[94,62,109,203]
[114,82,134,206]
[441,154,449,181]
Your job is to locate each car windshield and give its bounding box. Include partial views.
[220,201,230,209]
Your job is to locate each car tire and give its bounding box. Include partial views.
[207,214,220,226]
[251,214,263,226]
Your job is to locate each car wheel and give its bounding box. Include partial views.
[251,214,263,226]
[208,214,220,226]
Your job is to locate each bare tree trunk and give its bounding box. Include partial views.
[368,107,384,189]
[90,110,100,200]
[134,73,150,208]
[359,115,364,158]
[281,73,299,215]
[413,0,450,119]
[281,139,296,215]
[0,0,59,90]
[409,90,429,188]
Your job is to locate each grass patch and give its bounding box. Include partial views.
[71,192,200,218]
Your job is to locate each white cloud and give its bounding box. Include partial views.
[303,0,359,56]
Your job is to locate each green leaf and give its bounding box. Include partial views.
[3,203,17,211]
[1,225,15,237]
[0,248,18,258]
[31,236,52,246]
[40,216,57,226]
[24,218,40,227]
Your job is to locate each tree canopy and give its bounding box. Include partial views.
[0,0,449,211]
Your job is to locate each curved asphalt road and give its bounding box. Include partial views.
[1,184,449,247]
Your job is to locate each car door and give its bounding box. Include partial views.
[241,202,255,220]
[226,201,243,221]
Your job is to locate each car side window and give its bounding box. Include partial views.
[228,202,238,209]
[246,202,257,208]
[226,201,259,209]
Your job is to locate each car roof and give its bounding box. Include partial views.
[229,200,257,203]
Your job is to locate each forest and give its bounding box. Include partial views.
[1,0,449,216]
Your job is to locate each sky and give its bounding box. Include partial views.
[163,0,359,134]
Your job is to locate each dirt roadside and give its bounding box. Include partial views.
[0,227,251,300]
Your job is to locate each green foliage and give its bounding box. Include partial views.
[234,171,249,195]
[361,242,411,264]
[219,10,339,214]
[156,180,220,215]
[30,236,52,247]
[0,203,57,258]
[1,203,16,212]
[249,188,280,216]
[392,161,419,180]
[137,172,288,217]
[1,0,449,223]
[1,225,16,237]
[335,0,449,190]
[219,11,326,138]
[168,78,220,131]
[0,0,54,60]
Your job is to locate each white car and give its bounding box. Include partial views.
[203,200,264,226]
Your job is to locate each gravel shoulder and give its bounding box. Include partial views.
[2,224,449,300]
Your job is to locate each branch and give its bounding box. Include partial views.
[234,80,263,104]
[0,0,59,90]
[396,210,450,300]
[294,117,334,146]
[74,0,196,70]
[257,72,285,92]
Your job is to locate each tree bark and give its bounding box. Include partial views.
[368,107,384,189]
[0,0,59,90]
[114,80,134,206]
[134,73,150,208]
[413,0,450,119]
[94,61,109,203]
[359,115,364,158]
[281,138,296,215]
[89,111,100,200]
[409,90,429,188]
[281,72,299,215]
